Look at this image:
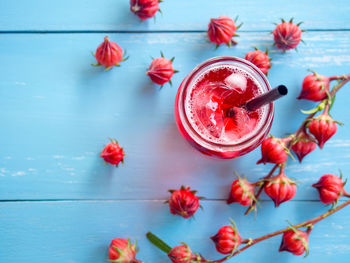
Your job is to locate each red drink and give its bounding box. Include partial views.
[175,57,274,159]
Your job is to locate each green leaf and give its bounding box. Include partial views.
[146,232,172,254]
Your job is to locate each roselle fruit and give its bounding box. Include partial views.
[297,72,330,101]
[291,131,317,162]
[130,0,161,20]
[147,53,178,87]
[100,138,125,167]
[227,174,256,206]
[273,18,303,51]
[257,136,289,165]
[264,171,297,207]
[108,238,142,263]
[312,174,348,205]
[211,220,242,254]
[308,113,338,148]
[207,16,242,48]
[279,229,309,256]
[244,48,272,75]
[167,186,201,219]
[168,244,196,263]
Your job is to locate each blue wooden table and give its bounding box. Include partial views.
[1,1,350,262]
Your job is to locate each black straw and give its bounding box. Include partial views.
[244,85,288,112]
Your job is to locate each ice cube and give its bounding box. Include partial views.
[224,73,247,94]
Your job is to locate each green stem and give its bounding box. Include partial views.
[146,232,172,254]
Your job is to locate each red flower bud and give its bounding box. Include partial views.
[264,171,297,207]
[168,244,196,263]
[257,137,289,165]
[92,36,127,70]
[291,131,317,163]
[312,174,348,205]
[130,0,160,20]
[108,238,142,263]
[308,113,338,149]
[273,19,303,51]
[279,229,309,256]
[297,72,330,101]
[167,186,201,219]
[227,174,256,206]
[244,48,272,75]
[211,220,242,254]
[207,16,240,47]
[100,139,125,167]
[147,54,177,87]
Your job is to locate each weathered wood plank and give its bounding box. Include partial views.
[0,0,350,31]
[0,32,350,200]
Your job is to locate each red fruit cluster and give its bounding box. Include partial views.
[279,228,309,256]
[291,131,317,163]
[264,170,297,207]
[93,36,128,70]
[100,139,125,167]
[207,16,241,48]
[273,18,303,51]
[307,113,338,149]
[257,136,289,165]
[168,244,196,263]
[130,0,161,20]
[108,238,142,263]
[313,174,348,205]
[244,48,272,75]
[167,186,201,218]
[227,174,256,206]
[147,53,178,87]
[211,220,242,254]
[298,72,330,101]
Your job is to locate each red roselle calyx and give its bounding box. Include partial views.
[244,48,272,75]
[264,169,297,207]
[147,52,178,87]
[297,71,330,101]
[312,174,348,205]
[130,0,161,20]
[279,227,310,256]
[168,243,196,263]
[100,138,125,167]
[207,16,242,48]
[227,173,256,206]
[307,113,338,149]
[257,136,290,165]
[291,131,317,163]
[211,219,242,254]
[92,36,128,71]
[273,18,303,51]
[108,238,142,263]
[167,186,201,219]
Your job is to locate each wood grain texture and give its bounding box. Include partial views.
[0,200,349,263]
[0,0,350,31]
[1,32,350,200]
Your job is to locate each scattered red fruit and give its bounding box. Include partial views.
[100,138,125,167]
[244,48,272,75]
[130,0,161,20]
[92,36,128,71]
[273,18,303,51]
[108,238,142,263]
[279,229,309,256]
[227,173,256,206]
[168,244,195,263]
[264,170,297,207]
[312,174,348,205]
[257,136,289,165]
[308,113,338,148]
[207,16,242,48]
[147,52,178,87]
[291,131,317,162]
[167,186,201,219]
[211,220,242,254]
[297,71,330,101]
